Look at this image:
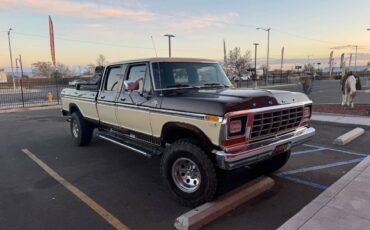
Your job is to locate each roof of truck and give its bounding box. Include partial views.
[108,57,218,66]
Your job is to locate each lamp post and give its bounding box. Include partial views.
[253,43,259,74]
[7,28,15,89]
[256,27,271,84]
[163,34,175,57]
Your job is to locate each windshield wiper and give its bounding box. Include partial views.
[165,84,196,88]
[201,83,229,87]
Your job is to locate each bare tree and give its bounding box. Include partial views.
[84,63,96,75]
[96,54,108,66]
[32,62,72,78]
[31,62,54,78]
[227,47,251,77]
[56,63,72,78]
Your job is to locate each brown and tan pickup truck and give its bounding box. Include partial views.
[61,58,315,207]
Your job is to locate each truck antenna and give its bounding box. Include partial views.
[150,36,158,57]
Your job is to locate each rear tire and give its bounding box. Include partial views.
[70,112,94,146]
[252,150,291,174]
[160,139,217,207]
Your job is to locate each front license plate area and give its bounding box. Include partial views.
[273,143,290,154]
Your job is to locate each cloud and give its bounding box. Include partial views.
[169,12,239,30]
[0,0,154,21]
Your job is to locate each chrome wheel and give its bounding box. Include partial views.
[72,119,79,138]
[171,157,201,193]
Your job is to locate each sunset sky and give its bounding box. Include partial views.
[1,0,370,72]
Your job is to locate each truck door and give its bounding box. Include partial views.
[97,64,126,127]
[116,63,156,136]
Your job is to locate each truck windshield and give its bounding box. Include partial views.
[151,62,232,90]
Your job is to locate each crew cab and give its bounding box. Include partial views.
[61,58,315,207]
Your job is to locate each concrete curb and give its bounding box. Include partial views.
[174,177,274,230]
[0,105,61,114]
[311,113,370,127]
[333,128,365,145]
[278,155,370,230]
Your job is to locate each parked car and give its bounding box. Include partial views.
[68,79,87,86]
[61,58,315,207]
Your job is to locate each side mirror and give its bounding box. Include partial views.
[124,80,140,91]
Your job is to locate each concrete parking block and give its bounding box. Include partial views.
[333,127,365,145]
[174,176,274,230]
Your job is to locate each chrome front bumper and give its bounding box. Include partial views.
[215,127,316,170]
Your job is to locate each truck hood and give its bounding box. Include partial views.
[160,88,310,116]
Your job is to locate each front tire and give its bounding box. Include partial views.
[70,112,94,146]
[160,139,217,207]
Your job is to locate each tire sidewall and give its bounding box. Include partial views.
[70,113,83,145]
[161,142,217,206]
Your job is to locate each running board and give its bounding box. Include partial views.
[97,132,162,158]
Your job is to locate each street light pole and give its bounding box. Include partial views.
[253,43,259,74]
[354,45,358,73]
[163,34,175,57]
[257,27,271,84]
[19,54,24,78]
[7,28,15,89]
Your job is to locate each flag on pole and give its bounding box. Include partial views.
[340,53,344,68]
[328,51,333,79]
[49,15,56,67]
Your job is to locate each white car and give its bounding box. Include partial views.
[68,79,87,86]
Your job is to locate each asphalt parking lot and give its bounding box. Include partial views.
[1,108,369,230]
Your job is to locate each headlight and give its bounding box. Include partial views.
[228,116,247,137]
[303,106,311,118]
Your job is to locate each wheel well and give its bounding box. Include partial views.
[161,123,215,152]
[69,104,80,115]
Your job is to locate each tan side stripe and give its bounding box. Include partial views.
[21,148,129,230]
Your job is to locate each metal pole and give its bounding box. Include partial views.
[20,78,24,108]
[168,36,171,57]
[267,29,270,85]
[253,43,259,74]
[7,28,15,89]
[164,34,175,58]
[15,58,19,78]
[256,27,271,85]
[354,45,358,73]
[19,55,24,78]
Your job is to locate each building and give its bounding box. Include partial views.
[0,69,8,83]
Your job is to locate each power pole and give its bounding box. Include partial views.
[7,28,15,89]
[223,40,227,64]
[354,45,358,73]
[253,43,259,74]
[164,34,175,57]
[19,55,24,78]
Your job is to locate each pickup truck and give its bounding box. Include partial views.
[61,58,315,207]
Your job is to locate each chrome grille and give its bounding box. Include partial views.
[250,107,303,140]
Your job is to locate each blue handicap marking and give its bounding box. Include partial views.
[274,144,367,190]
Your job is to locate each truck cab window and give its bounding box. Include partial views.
[104,67,122,91]
[127,65,147,92]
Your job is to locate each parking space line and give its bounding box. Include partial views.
[21,149,129,230]
[291,147,326,156]
[303,144,367,157]
[276,175,327,190]
[278,158,365,176]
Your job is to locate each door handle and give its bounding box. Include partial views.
[120,98,126,101]
[100,96,105,99]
